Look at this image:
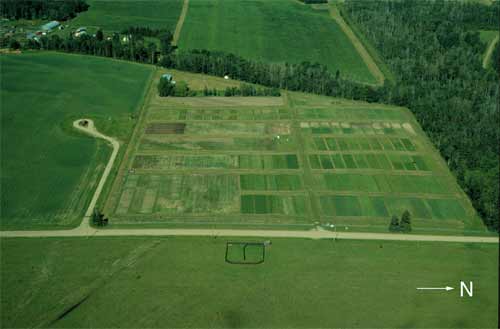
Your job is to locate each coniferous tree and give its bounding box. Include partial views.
[389,215,400,232]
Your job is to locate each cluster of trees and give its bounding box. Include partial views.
[221,84,281,97]
[343,0,499,232]
[0,0,89,20]
[92,209,108,227]
[23,29,174,65]
[158,79,193,97]
[389,211,412,233]
[120,26,168,38]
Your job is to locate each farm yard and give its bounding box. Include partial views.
[177,0,378,84]
[0,52,153,230]
[104,69,485,235]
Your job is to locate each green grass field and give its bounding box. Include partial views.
[66,0,183,33]
[103,70,486,235]
[178,0,377,84]
[0,52,153,229]
[0,237,497,328]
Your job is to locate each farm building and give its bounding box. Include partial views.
[161,73,176,84]
[41,21,60,32]
[162,74,173,81]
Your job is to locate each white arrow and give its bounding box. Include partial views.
[417,286,454,291]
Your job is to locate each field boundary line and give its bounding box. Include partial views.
[328,5,384,86]
[173,0,190,46]
[72,120,120,232]
[483,33,499,69]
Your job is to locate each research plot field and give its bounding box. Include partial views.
[105,87,483,234]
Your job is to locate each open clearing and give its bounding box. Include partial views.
[67,0,183,33]
[178,0,377,84]
[0,53,153,230]
[104,70,485,235]
[0,237,497,328]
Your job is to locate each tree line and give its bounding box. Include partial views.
[343,0,499,231]
[0,0,89,21]
[22,29,174,65]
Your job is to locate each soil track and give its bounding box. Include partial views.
[72,119,120,233]
[0,226,497,243]
[173,0,189,45]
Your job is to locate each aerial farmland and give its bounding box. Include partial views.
[0,0,498,328]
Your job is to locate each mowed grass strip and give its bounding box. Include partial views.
[0,53,152,229]
[178,0,376,83]
[1,237,497,328]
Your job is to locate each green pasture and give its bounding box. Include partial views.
[0,53,152,229]
[66,0,183,33]
[1,237,497,328]
[178,0,376,84]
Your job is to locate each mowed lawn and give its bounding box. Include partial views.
[0,52,153,229]
[178,0,377,84]
[68,0,183,33]
[0,237,497,328]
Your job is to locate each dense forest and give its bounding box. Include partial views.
[343,0,499,231]
[0,0,89,21]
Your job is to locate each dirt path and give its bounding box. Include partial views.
[0,226,497,243]
[173,0,190,46]
[72,119,120,233]
[328,5,385,86]
[483,34,499,69]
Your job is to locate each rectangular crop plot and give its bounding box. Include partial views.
[238,154,299,170]
[116,174,239,215]
[133,154,300,170]
[133,155,238,170]
[139,136,296,152]
[319,195,362,217]
[145,122,291,136]
[149,107,291,121]
[145,123,186,134]
[241,195,308,216]
[240,174,303,191]
[298,107,408,121]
